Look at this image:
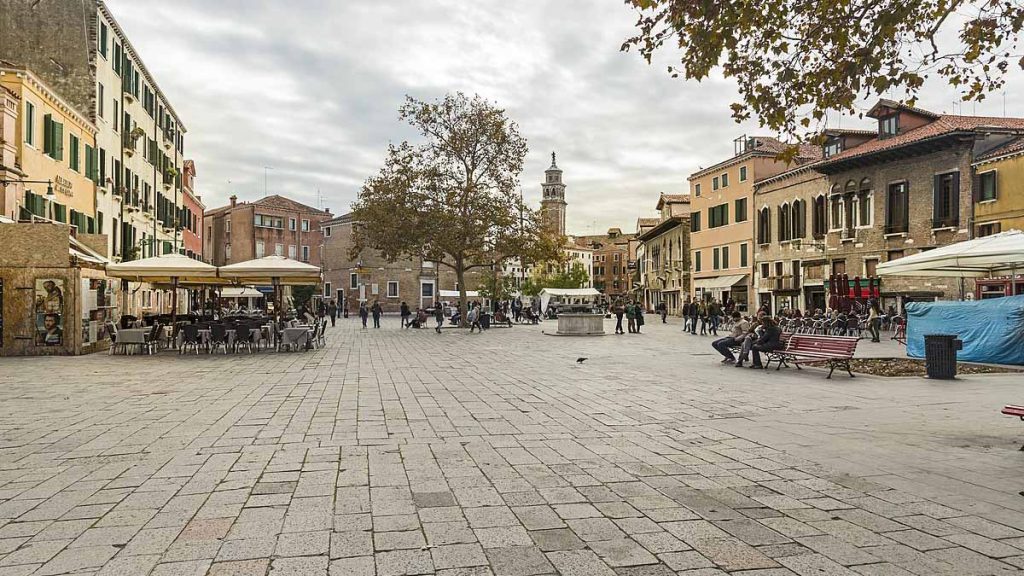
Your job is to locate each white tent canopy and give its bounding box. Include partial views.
[439,290,480,299]
[217,255,321,286]
[220,287,264,298]
[106,253,219,284]
[538,287,601,313]
[876,230,1024,278]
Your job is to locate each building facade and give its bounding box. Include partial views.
[1,0,189,261]
[688,137,819,311]
[320,213,487,314]
[576,228,634,299]
[971,138,1024,299]
[0,67,97,233]
[810,100,1024,309]
[636,195,691,314]
[179,159,203,261]
[204,195,331,267]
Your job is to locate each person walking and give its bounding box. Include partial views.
[400,301,411,329]
[711,312,749,364]
[658,301,668,323]
[708,299,721,336]
[626,301,637,334]
[468,304,483,333]
[635,304,645,334]
[359,301,369,329]
[371,300,382,329]
[327,299,338,327]
[434,302,445,333]
[689,300,699,335]
[868,299,881,342]
[698,301,708,335]
[612,299,625,334]
[682,299,691,332]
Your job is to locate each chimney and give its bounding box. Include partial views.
[229,195,237,208]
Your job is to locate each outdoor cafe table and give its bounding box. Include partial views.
[281,326,311,351]
[114,328,151,355]
[175,326,273,351]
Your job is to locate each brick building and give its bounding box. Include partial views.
[575,228,634,299]
[203,194,331,268]
[320,213,486,314]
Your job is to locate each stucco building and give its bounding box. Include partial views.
[204,194,331,268]
[636,194,691,314]
[179,159,203,261]
[971,138,1024,298]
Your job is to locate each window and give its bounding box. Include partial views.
[933,172,959,228]
[301,219,310,231]
[791,199,805,239]
[832,260,846,275]
[812,195,827,238]
[713,247,720,270]
[24,101,35,145]
[69,134,80,172]
[690,212,701,232]
[98,22,108,58]
[824,138,842,158]
[694,183,701,197]
[865,258,878,277]
[778,203,791,242]
[722,246,730,269]
[112,100,118,131]
[884,182,909,234]
[288,245,296,259]
[42,115,63,160]
[721,173,729,187]
[857,178,872,227]
[879,114,899,138]
[694,250,701,272]
[226,244,232,260]
[830,192,844,231]
[739,166,747,182]
[713,176,720,191]
[324,226,332,237]
[98,83,104,118]
[289,218,296,231]
[740,243,748,267]
[977,222,1001,237]
[302,246,310,262]
[387,281,399,298]
[734,197,748,222]
[978,171,997,202]
[275,243,283,256]
[761,262,770,278]
[708,203,729,228]
[757,207,771,244]
[226,219,231,232]
[324,282,332,298]
[113,42,121,75]
[887,249,904,262]
[350,272,358,289]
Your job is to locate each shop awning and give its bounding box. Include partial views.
[693,274,748,290]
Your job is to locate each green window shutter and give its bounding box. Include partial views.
[69,134,79,171]
[87,216,95,234]
[55,204,66,223]
[54,122,64,161]
[43,114,53,156]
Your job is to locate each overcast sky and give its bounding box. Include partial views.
[110,0,1024,235]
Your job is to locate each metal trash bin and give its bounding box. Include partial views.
[924,334,963,379]
[480,313,491,330]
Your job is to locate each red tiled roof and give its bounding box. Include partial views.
[659,194,690,203]
[820,115,1024,166]
[866,99,941,120]
[975,137,1024,163]
[254,194,330,215]
[636,217,660,228]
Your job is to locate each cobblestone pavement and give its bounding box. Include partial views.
[2,317,1024,575]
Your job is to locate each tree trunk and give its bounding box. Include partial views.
[456,255,468,327]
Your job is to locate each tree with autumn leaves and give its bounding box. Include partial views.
[351,93,564,324]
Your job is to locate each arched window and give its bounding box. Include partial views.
[792,199,806,239]
[845,180,857,195]
[757,206,771,245]
[857,178,873,227]
[830,186,844,230]
[778,203,791,242]
[813,195,826,238]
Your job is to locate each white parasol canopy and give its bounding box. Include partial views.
[217,255,321,286]
[876,230,1024,278]
[106,253,219,284]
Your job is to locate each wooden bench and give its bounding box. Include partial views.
[728,332,792,364]
[771,334,859,378]
[1002,405,1024,451]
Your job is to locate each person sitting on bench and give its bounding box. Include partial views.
[712,311,749,365]
[747,317,783,369]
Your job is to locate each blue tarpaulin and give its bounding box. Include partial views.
[906,295,1024,365]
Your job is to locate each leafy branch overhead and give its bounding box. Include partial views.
[351,93,563,320]
[622,0,1024,139]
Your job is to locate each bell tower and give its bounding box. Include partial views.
[540,151,566,236]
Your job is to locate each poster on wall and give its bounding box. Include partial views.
[34,279,64,346]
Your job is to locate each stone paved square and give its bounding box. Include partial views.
[2,318,1024,574]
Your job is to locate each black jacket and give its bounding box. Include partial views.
[755,326,782,349]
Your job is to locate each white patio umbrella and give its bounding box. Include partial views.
[876,230,1024,298]
[217,256,321,318]
[106,253,222,334]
